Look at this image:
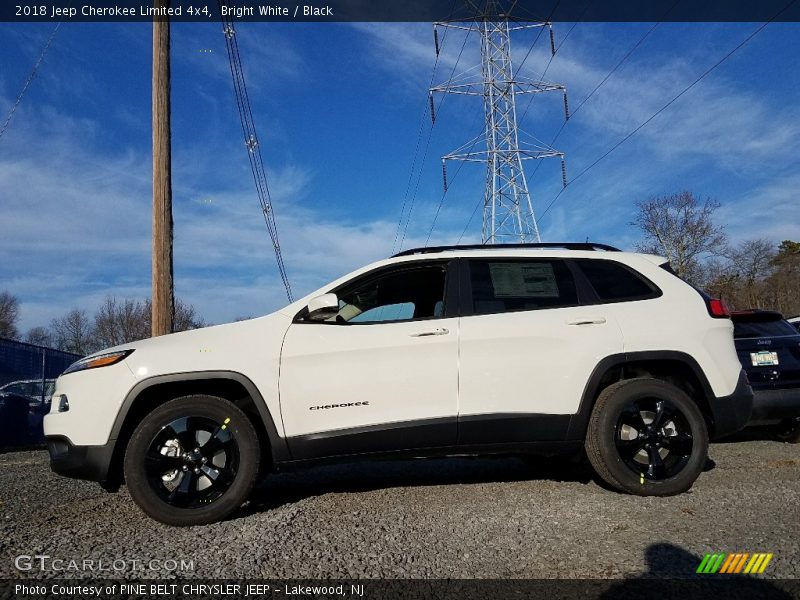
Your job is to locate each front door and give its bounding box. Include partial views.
[280,260,459,459]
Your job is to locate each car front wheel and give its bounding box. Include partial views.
[585,378,708,496]
[123,395,260,526]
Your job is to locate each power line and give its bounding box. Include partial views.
[506,0,563,81]
[423,107,483,245]
[391,0,462,255]
[430,3,569,245]
[538,5,795,223]
[391,18,453,255]
[218,4,292,302]
[395,22,473,252]
[522,0,682,185]
[423,12,555,248]
[402,2,566,251]
[517,0,595,125]
[0,22,61,141]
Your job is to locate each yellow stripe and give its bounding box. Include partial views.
[720,554,736,574]
[734,553,749,573]
[744,554,761,574]
[758,554,773,574]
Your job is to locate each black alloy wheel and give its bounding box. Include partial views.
[585,378,708,496]
[124,395,260,526]
[615,397,694,481]
[144,415,240,508]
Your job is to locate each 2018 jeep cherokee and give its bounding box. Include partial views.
[44,243,753,525]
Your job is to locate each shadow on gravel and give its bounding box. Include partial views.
[245,455,595,513]
[601,543,795,599]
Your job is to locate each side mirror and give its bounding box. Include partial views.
[306,293,339,321]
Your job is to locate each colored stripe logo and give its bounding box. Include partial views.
[697,552,773,574]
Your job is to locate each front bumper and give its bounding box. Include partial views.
[46,435,118,490]
[748,387,800,423]
[707,369,753,439]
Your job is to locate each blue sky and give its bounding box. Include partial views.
[1,20,798,332]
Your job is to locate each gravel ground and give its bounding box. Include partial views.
[1,433,798,580]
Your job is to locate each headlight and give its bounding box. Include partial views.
[63,350,134,375]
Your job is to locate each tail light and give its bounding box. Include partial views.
[707,298,730,319]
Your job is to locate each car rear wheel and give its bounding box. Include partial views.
[585,378,708,496]
[774,418,800,444]
[124,395,260,526]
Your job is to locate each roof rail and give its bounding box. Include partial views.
[392,242,621,258]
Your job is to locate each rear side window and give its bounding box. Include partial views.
[468,259,578,315]
[575,259,659,302]
[733,319,798,338]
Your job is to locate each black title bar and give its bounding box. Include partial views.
[3,0,800,23]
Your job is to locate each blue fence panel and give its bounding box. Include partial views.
[0,338,82,450]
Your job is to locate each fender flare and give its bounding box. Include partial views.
[565,351,716,440]
[112,370,290,463]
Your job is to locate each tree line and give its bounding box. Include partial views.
[633,191,798,317]
[0,294,206,356]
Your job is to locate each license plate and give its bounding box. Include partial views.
[751,351,779,366]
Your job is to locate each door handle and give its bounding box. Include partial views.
[566,318,607,326]
[410,328,449,337]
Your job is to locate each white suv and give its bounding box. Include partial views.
[44,243,752,525]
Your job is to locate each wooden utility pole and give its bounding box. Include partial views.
[152,2,174,337]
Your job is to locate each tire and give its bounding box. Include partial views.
[774,418,800,444]
[123,395,260,526]
[585,378,708,496]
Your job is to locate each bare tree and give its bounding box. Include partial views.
[93,296,150,349]
[92,296,206,350]
[632,191,727,284]
[50,309,95,356]
[0,291,20,339]
[25,326,53,347]
[766,240,800,316]
[173,298,207,331]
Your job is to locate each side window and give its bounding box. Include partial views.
[575,259,659,302]
[468,259,578,315]
[332,264,447,324]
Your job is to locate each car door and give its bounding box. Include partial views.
[457,257,624,444]
[280,260,460,459]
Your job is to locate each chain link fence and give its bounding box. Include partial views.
[0,338,82,450]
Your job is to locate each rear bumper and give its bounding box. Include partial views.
[707,369,753,439]
[749,387,800,423]
[46,435,117,490]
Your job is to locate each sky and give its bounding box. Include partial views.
[1,18,799,333]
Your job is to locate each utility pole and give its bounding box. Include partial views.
[151,0,174,336]
[431,1,569,244]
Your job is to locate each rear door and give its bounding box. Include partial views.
[457,257,624,444]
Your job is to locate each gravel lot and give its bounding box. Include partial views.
[1,432,798,581]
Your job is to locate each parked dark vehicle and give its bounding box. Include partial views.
[731,310,800,442]
[0,379,56,448]
[787,316,800,332]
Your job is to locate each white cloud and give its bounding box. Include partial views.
[0,98,432,333]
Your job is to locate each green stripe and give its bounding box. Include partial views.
[710,554,727,573]
[696,554,712,573]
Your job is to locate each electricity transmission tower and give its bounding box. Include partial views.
[431,2,569,244]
